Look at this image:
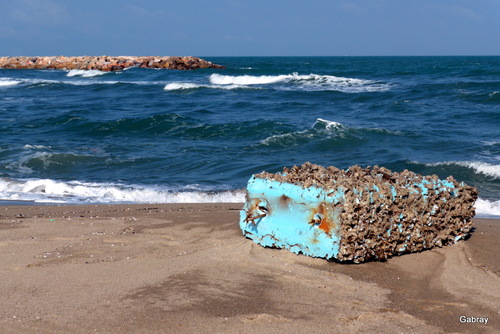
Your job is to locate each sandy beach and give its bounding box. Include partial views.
[0,203,498,333]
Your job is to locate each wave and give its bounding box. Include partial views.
[259,118,401,148]
[5,151,104,175]
[2,77,120,87]
[2,72,389,93]
[0,79,21,87]
[1,177,497,217]
[66,69,106,77]
[259,118,344,147]
[210,73,290,85]
[0,77,163,88]
[489,91,500,99]
[163,82,254,91]
[0,177,245,204]
[23,144,52,150]
[422,161,500,179]
[209,73,390,92]
[164,82,202,90]
[474,198,500,218]
[315,118,343,130]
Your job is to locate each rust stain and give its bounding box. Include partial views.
[318,218,331,234]
[309,202,337,235]
[309,230,321,244]
[278,194,291,208]
[244,198,269,225]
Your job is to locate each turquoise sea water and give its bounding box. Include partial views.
[0,57,499,217]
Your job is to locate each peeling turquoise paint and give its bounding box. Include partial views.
[239,176,343,259]
[239,172,466,262]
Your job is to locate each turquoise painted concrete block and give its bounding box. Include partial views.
[239,163,478,263]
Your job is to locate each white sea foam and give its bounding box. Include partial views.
[0,79,21,87]
[7,151,54,173]
[0,177,497,218]
[424,161,500,179]
[314,118,343,130]
[164,82,202,90]
[23,144,51,150]
[481,140,500,147]
[260,129,313,146]
[474,198,500,217]
[209,73,390,92]
[0,178,245,204]
[163,82,255,91]
[210,73,291,85]
[260,118,344,146]
[1,77,82,87]
[6,77,127,87]
[66,69,106,77]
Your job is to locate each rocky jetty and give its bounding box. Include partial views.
[0,56,225,71]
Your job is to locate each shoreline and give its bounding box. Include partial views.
[0,203,498,333]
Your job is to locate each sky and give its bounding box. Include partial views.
[1,0,499,57]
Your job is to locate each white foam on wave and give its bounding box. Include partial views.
[0,177,245,204]
[424,161,500,179]
[7,75,155,87]
[260,118,344,146]
[475,198,500,217]
[66,69,106,77]
[210,73,290,85]
[0,177,497,218]
[0,79,21,87]
[2,77,122,87]
[209,73,390,92]
[163,82,255,91]
[6,151,54,174]
[23,144,51,150]
[164,82,201,90]
[260,129,312,146]
[315,118,343,130]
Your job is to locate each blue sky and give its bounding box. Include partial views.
[1,0,499,56]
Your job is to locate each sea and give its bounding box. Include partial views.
[0,56,499,218]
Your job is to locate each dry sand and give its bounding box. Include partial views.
[0,203,498,333]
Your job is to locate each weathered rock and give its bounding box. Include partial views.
[0,56,225,71]
[240,162,478,263]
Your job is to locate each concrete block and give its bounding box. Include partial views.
[239,163,477,263]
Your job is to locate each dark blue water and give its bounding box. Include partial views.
[0,56,499,216]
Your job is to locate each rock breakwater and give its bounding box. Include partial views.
[0,56,225,71]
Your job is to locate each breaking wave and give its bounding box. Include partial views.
[0,177,497,217]
[0,177,245,204]
[422,161,500,179]
[0,79,21,87]
[164,82,202,90]
[0,77,121,87]
[209,73,390,92]
[163,82,255,91]
[474,198,500,217]
[66,69,106,77]
[259,118,402,148]
[210,73,290,85]
[259,118,345,147]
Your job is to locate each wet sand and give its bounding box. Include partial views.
[0,203,498,333]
